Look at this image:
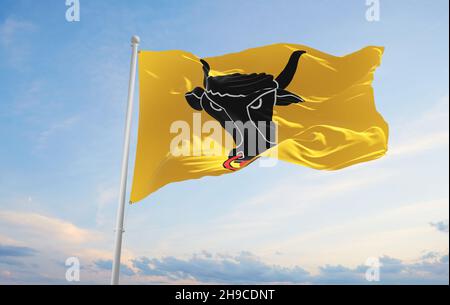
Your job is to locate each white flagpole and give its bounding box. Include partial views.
[111,35,140,285]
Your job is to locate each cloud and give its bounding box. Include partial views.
[0,210,117,284]
[132,251,310,284]
[430,220,449,233]
[0,244,38,272]
[0,244,38,257]
[0,211,101,244]
[314,253,449,284]
[94,259,135,276]
[130,251,449,284]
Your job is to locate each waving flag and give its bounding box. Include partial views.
[130,43,388,203]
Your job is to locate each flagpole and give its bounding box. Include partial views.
[111,35,140,285]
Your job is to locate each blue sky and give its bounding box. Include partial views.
[0,0,448,284]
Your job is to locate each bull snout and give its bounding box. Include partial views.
[224,119,276,161]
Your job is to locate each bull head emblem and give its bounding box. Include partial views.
[185,50,306,170]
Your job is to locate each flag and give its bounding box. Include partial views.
[130,43,388,203]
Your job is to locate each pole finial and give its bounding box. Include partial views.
[131,35,140,45]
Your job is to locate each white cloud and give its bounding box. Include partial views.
[430,220,449,233]
[0,210,101,245]
[0,209,139,284]
[0,211,108,284]
[127,250,448,285]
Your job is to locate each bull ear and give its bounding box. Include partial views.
[275,89,304,106]
[275,50,306,89]
[185,87,205,111]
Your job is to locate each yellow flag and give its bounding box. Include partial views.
[130,43,388,203]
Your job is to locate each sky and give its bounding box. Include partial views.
[0,0,448,284]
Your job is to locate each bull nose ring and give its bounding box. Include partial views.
[223,155,242,171]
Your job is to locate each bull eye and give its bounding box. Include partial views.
[250,98,263,110]
[209,101,223,112]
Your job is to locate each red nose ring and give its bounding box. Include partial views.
[223,155,242,171]
[223,153,260,171]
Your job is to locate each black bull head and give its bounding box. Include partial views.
[185,50,306,167]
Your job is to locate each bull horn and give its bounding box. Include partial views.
[200,59,211,87]
[275,50,306,89]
